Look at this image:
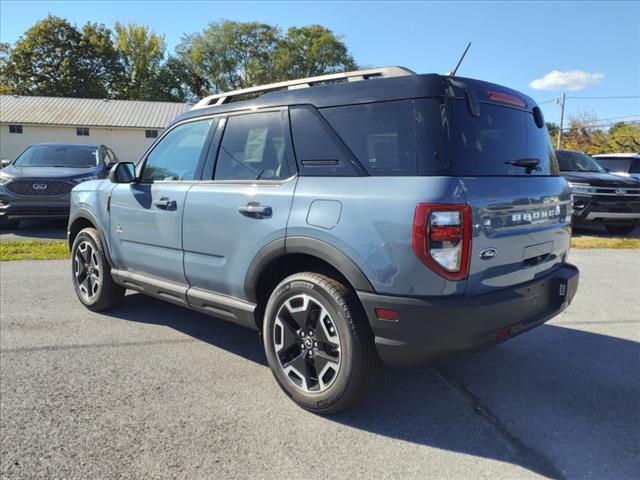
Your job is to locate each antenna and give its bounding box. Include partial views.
[449,42,471,77]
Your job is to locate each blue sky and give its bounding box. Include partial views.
[1,1,638,126]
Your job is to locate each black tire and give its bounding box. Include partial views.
[605,225,636,235]
[71,227,124,311]
[263,272,378,414]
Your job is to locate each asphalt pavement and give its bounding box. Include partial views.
[1,250,639,479]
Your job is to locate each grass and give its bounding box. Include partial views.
[0,234,637,262]
[0,240,70,261]
[571,236,640,249]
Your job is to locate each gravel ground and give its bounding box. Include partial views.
[1,250,639,479]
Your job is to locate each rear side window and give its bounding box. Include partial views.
[321,100,417,176]
[290,106,362,176]
[445,99,558,176]
[215,112,289,181]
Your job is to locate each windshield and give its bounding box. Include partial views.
[14,145,101,168]
[555,150,606,173]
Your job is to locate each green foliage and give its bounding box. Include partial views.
[177,20,281,93]
[273,25,356,80]
[176,20,357,99]
[114,22,166,100]
[0,15,122,98]
[1,16,358,103]
[560,112,640,154]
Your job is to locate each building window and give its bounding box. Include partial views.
[76,127,90,136]
[9,125,23,134]
[145,129,159,139]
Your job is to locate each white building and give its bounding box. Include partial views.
[0,95,190,163]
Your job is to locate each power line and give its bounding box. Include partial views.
[567,95,640,100]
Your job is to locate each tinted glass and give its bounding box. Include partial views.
[290,106,360,176]
[555,150,606,173]
[321,100,417,176]
[445,99,557,176]
[141,119,213,182]
[215,112,288,180]
[594,158,632,173]
[14,145,100,168]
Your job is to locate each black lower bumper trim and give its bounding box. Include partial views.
[358,264,579,367]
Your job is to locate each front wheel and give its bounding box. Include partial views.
[263,272,378,414]
[71,227,125,311]
[605,225,636,235]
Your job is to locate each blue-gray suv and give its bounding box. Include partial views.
[68,67,580,413]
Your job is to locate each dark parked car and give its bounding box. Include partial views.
[556,149,640,235]
[0,143,118,228]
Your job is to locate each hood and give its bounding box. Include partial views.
[560,171,640,187]
[1,164,104,180]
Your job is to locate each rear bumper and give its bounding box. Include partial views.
[358,263,579,367]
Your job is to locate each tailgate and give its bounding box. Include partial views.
[459,176,572,296]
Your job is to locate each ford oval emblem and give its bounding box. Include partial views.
[479,248,497,260]
[32,183,48,190]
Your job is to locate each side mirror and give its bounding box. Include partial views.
[1,159,11,169]
[108,162,136,183]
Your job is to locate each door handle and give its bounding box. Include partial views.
[154,197,176,210]
[238,203,272,218]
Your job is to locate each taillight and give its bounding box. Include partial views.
[412,204,472,281]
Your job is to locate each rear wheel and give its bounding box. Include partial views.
[263,272,378,414]
[71,227,124,311]
[605,225,636,235]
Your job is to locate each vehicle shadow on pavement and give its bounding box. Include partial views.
[0,220,68,240]
[110,293,639,479]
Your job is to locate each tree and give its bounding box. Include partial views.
[178,20,280,94]
[0,43,11,94]
[273,25,356,80]
[0,15,121,98]
[114,22,166,100]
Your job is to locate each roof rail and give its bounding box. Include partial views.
[191,66,416,110]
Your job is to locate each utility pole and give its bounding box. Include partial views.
[557,92,566,149]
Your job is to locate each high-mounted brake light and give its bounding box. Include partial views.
[486,91,527,108]
[412,204,472,281]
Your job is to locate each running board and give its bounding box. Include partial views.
[111,269,257,330]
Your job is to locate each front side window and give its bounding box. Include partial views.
[14,144,100,168]
[141,118,213,182]
[214,112,289,181]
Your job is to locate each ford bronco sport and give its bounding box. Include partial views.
[68,67,579,413]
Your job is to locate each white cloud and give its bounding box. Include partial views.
[529,70,604,91]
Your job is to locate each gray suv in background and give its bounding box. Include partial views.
[67,67,579,413]
[0,143,118,228]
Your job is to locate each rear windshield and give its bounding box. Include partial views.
[556,150,606,173]
[318,98,558,176]
[443,99,558,176]
[14,145,101,168]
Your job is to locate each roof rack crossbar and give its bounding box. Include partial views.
[191,66,416,110]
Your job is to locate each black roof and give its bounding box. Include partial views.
[172,73,539,127]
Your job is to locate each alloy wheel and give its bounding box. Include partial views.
[73,240,101,302]
[273,293,341,392]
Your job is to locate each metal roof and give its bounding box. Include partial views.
[0,95,190,129]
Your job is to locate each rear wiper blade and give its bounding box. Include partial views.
[505,158,540,174]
